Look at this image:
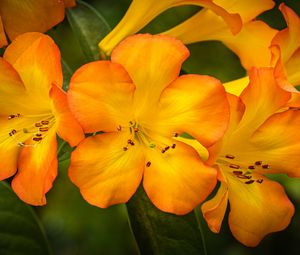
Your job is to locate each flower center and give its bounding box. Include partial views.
[217,154,270,185]
[2,112,55,148]
[117,120,178,167]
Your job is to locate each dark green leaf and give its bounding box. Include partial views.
[61,58,73,91]
[0,182,50,255]
[127,186,205,255]
[66,0,111,61]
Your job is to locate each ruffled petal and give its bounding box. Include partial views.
[68,61,135,133]
[4,32,63,104]
[155,74,229,147]
[226,170,294,247]
[143,140,217,215]
[99,0,241,55]
[69,132,145,208]
[111,34,189,115]
[12,128,57,205]
[0,0,65,41]
[50,84,84,147]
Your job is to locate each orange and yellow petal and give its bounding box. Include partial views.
[156,74,229,147]
[0,15,7,48]
[69,132,145,208]
[111,34,189,115]
[68,61,135,133]
[0,0,65,41]
[4,32,63,105]
[12,129,58,205]
[143,140,217,215]
[50,84,84,147]
[226,170,294,247]
[99,0,241,56]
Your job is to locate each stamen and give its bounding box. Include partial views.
[255,161,262,166]
[39,127,49,132]
[262,164,270,169]
[41,120,49,125]
[36,134,42,137]
[248,165,255,170]
[233,170,243,175]
[245,180,255,184]
[173,132,179,137]
[146,161,151,167]
[164,146,170,151]
[226,154,235,159]
[172,144,176,149]
[256,179,264,184]
[9,129,17,136]
[8,114,20,120]
[123,146,128,151]
[32,137,42,142]
[127,139,135,146]
[229,164,240,169]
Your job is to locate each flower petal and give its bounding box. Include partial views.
[63,0,76,8]
[0,0,65,41]
[0,15,7,48]
[111,34,189,114]
[223,76,249,96]
[68,61,135,133]
[143,140,217,215]
[4,32,63,101]
[99,0,241,55]
[156,74,229,147]
[12,129,58,205]
[50,84,84,147]
[226,170,294,247]
[285,47,300,86]
[69,132,145,208]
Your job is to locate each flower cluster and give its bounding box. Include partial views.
[0,0,300,248]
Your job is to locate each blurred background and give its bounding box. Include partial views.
[33,0,300,254]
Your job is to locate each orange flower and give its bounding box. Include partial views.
[99,0,243,56]
[0,32,84,205]
[68,34,230,215]
[197,68,298,246]
[0,0,76,48]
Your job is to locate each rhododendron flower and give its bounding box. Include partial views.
[0,0,76,48]
[0,32,84,205]
[99,0,243,56]
[199,68,298,246]
[68,34,230,215]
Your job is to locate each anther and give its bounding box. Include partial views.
[32,137,43,142]
[255,161,262,166]
[245,180,255,184]
[173,132,179,137]
[256,179,264,184]
[123,146,128,151]
[134,127,139,133]
[248,165,255,170]
[229,164,240,169]
[226,154,235,159]
[117,125,122,131]
[41,120,49,125]
[9,129,17,136]
[233,170,243,175]
[237,175,251,179]
[161,149,166,153]
[39,127,49,132]
[262,164,270,169]
[146,161,151,167]
[35,122,43,127]
[8,114,20,120]
[127,139,135,146]
[172,144,176,149]
[164,146,170,151]
[36,133,42,137]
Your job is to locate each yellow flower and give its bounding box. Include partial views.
[198,68,297,246]
[68,34,230,214]
[0,0,76,48]
[0,32,84,205]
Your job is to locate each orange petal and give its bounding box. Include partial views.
[226,170,294,247]
[111,34,189,115]
[69,132,145,208]
[12,129,58,205]
[50,84,84,147]
[250,109,300,178]
[156,74,229,147]
[68,61,135,133]
[236,67,290,136]
[4,32,63,101]
[63,0,76,8]
[0,15,7,48]
[99,0,241,55]
[0,0,65,41]
[143,140,217,215]
[201,181,228,233]
[272,4,300,64]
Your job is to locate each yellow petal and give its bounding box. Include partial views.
[143,140,217,215]
[0,15,7,48]
[68,61,135,133]
[156,74,230,147]
[12,128,58,205]
[223,76,249,97]
[0,0,65,41]
[99,0,241,55]
[4,32,63,106]
[69,132,145,208]
[111,34,189,116]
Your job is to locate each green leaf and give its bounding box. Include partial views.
[127,186,206,255]
[0,182,51,255]
[66,0,111,61]
[61,58,73,91]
